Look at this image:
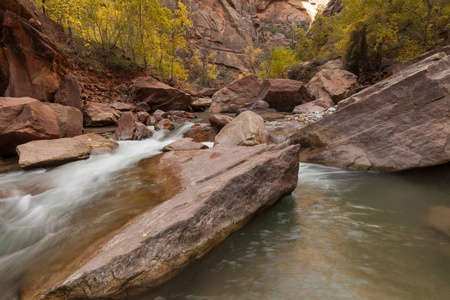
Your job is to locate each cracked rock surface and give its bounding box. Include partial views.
[290,51,450,171]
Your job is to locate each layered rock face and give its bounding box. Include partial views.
[24,143,300,299]
[164,0,328,71]
[290,52,450,171]
[0,0,65,101]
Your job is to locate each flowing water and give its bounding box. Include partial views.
[1,122,449,299]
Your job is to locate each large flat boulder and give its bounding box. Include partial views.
[45,103,83,137]
[0,97,60,156]
[23,143,300,299]
[208,74,262,113]
[290,52,450,171]
[306,69,358,104]
[16,138,90,169]
[131,77,192,112]
[214,110,271,147]
[256,78,314,112]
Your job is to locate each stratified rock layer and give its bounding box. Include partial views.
[25,143,300,299]
[290,52,450,171]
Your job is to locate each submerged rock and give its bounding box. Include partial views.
[290,52,450,171]
[23,143,300,299]
[214,111,270,147]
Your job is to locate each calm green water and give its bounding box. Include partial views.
[135,163,450,300]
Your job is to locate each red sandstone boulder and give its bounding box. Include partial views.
[290,52,450,171]
[185,124,218,142]
[209,114,234,129]
[256,79,314,112]
[162,138,209,152]
[54,74,81,109]
[162,110,197,122]
[214,111,270,147]
[131,77,192,112]
[154,119,175,131]
[208,74,262,113]
[306,69,358,104]
[82,103,121,127]
[137,111,150,123]
[199,88,219,97]
[114,112,152,141]
[0,97,60,156]
[45,103,83,137]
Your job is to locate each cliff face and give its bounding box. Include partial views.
[166,0,329,72]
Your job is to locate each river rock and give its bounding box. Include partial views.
[290,52,450,171]
[53,74,81,109]
[208,74,262,113]
[186,124,218,142]
[115,112,152,141]
[131,77,192,112]
[209,114,234,129]
[82,103,121,127]
[24,143,300,299]
[154,119,175,131]
[256,79,314,112]
[73,133,118,155]
[137,111,150,123]
[45,103,83,137]
[162,138,209,152]
[16,138,91,169]
[423,205,450,238]
[109,102,140,112]
[293,98,335,114]
[306,69,358,104]
[214,110,271,147]
[0,97,60,156]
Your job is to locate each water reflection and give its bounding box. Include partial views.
[136,163,450,300]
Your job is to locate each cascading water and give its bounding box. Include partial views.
[1,120,450,300]
[0,123,195,299]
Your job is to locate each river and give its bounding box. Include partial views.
[0,123,449,299]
